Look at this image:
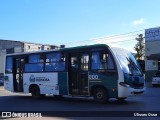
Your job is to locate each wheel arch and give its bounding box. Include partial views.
[29,84,40,93]
[90,85,108,96]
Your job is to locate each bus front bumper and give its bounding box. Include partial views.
[118,84,146,98]
[129,87,146,96]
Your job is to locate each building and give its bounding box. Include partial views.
[0,39,58,80]
[145,27,160,82]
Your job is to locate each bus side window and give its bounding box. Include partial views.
[92,52,100,69]
[5,57,13,73]
[25,54,44,72]
[45,52,65,71]
[108,54,115,69]
[29,54,44,63]
[81,54,89,71]
[100,52,108,69]
[25,64,43,72]
[91,51,115,71]
[91,52,108,70]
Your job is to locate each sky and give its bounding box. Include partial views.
[0,0,160,52]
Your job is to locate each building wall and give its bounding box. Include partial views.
[145,41,160,71]
[0,50,6,74]
[145,41,160,56]
[24,43,42,52]
[0,40,23,50]
[14,46,23,53]
[23,43,56,52]
[145,27,160,82]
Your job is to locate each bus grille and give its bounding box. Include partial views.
[131,83,144,88]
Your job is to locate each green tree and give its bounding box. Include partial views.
[134,34,145,60]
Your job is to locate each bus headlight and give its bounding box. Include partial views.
[119,82,130,88]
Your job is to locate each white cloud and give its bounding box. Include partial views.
[132,18,145,26]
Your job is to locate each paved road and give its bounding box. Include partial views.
[0,86,160,120]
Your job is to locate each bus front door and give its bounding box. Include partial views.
[13,58,25,92]
[69,53,89,95]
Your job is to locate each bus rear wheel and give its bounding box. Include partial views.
[31,86,41,99]
[93,87,108,103]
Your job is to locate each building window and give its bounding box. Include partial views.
[6,48,14,54]
[28,46,30,49]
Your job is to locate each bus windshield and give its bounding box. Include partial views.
[111,47,143,76]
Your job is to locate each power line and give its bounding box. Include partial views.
[55,26,160,46]
[55,29,144,46]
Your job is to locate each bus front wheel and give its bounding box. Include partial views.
[31,86,41,99]
[93,87,108,103]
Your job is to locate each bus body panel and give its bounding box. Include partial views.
[58,72,68,95]
[4,74,14,92]
[109,49,128,98]
[108,47,126,98]
[23,73,59,95]
[88,71,118,98]
[109,46,146,98]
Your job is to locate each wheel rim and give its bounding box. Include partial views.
[96,89,104,100]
